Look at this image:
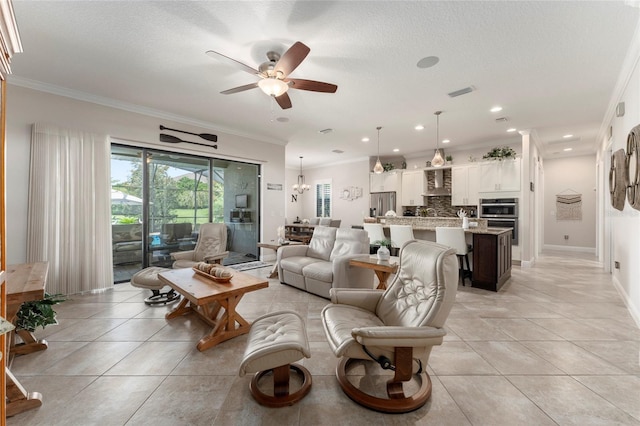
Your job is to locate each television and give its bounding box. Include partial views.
[235,194,248,209]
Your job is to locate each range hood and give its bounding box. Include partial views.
[423,169,451,196]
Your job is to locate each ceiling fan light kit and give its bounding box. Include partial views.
[431,111,445,167]
[373,126,384,174]
[258,78,289,97]
[208,41,337,110]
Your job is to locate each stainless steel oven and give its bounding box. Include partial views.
[480,198,519,245]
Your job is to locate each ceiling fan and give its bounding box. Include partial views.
[206,41,338,109]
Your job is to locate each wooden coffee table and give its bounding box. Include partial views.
[349,255,399,290]
[158,268,268,352]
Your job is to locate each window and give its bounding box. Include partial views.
[315,180,331,217]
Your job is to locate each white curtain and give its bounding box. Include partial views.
[27,123,113,295]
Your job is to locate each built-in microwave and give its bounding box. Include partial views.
[479,198,518,218]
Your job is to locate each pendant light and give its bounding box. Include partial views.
[431,111,445,167]
[373,126,384,174]
[292,156,310,194]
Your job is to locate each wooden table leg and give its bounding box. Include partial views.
[268,264,278,279]
[11,329,48,356]
[165,297,191,319]
[196,294,251,351]
[375,270,392,290]
[6,368,43,417]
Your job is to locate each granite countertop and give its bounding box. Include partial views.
[379,216,512,235]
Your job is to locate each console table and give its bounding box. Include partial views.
[5,262,48,417]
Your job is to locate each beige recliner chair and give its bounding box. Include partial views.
[171,223,229,268]
[321,240,458,413]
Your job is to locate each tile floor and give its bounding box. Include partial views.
[7,250,640,426]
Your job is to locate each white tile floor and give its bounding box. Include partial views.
[7,250,640,426]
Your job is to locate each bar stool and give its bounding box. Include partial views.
[435,227,472,285]
[389,225,415,251]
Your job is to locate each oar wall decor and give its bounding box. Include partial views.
[159,125,218,142]
[159,133,217,149]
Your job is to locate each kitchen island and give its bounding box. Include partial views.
[380,217,512,291]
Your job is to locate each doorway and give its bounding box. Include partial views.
[110,145,260,283]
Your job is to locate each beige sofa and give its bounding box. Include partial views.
[277,226,374,299]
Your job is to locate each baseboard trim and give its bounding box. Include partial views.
[543,244,596,254]
[612,275,640,329]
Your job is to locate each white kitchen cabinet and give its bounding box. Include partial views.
[479,158,521,192]
[451,165,479,206]
[401,170,426,206]
[370,170,400,192]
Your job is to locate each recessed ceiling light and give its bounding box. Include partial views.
[416,56,439,69]
[361,137,369,142]
[563,148,573,151]
[442,139,450,144]
[490,106,503,113]
[332,149,344,154]
[276,117,289,123]
[415,125,424,130]
[563,134,573,138]
[507,128,517,132]
[393,148,399,152]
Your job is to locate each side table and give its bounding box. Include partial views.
[349,255,399,290]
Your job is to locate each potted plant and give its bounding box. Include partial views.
[16,293,67,333]
[483,146,517,161]
[445,155,453,165]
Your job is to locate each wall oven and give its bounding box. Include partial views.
[480,198,519,245]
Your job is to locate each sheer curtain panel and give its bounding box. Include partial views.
[27,123,113,294]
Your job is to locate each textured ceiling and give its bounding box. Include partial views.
[9,1,640,168]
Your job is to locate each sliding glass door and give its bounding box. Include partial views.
[110,145,260,283]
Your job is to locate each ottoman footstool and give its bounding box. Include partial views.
[130,267,180,306]
[239,310,312,407]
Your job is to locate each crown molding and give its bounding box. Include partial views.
[7,76,287,146]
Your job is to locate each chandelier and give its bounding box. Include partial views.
[431,111,445,167]
[293,156,310,194]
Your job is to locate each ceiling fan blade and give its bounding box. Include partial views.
[275,92,292,110]
[274,41,310,77]
[206,50,260,76]
[286,78,338,93]
[220,82,260,95]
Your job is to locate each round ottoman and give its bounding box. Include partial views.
[239,310,312,407]
[130,267,180,306]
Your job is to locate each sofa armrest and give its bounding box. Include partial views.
[329,288,383,313]
[277,244,309,260]
[332,254,375,291]
[352,326,446,347]
[171,250,194,261]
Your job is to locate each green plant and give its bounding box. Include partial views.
[383,163,395,172]
[483,146,517,160]
[445,155,453,162]
[117,216,140,224]
[16,293,67,332]
[372,239,393,249]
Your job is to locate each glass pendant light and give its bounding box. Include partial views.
[373,126,384,174]
[431,111,445,167]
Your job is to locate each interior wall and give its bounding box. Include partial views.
[543,155,597,250]
[5,85,286,265]
[603,49,640,325]
[285,159,370,228]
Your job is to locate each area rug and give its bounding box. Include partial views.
[227,261,272,272]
